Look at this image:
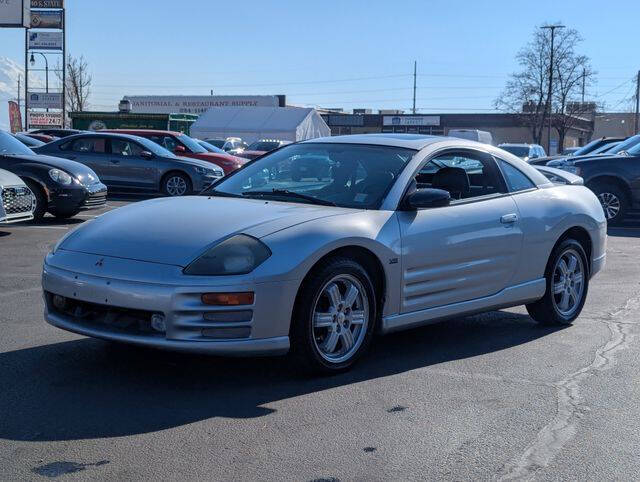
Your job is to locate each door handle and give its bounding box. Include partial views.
[501,213,518,224]
[111,159,120,164]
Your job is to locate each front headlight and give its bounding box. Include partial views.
[557,161,579,174]
[195,166,220,176]
[184,234,271,275]
[49,168,73,185]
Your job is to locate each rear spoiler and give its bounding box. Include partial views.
[534,166,584,185]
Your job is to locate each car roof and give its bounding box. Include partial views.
[302,134,446,150]
[60,132,156,142]
[105,129,183,136]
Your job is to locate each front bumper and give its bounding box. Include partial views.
[42,251,297,356]
[48,182,107,213]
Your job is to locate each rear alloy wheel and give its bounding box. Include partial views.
[591,181,628,226]
[290,257,376,373]
[527,239,589,325]
[162,173,191,197]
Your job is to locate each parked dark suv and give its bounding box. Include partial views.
[548,135,640,225]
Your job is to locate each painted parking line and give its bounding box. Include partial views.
[4,225,69,230]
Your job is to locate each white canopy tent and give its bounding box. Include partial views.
[189,106,330,143]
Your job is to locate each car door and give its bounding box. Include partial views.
[107,138,157,191]
[397,148,523,313]
[58,137,109,180]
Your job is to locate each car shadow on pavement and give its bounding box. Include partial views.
[608,227,640,238]
[0,311,563,442]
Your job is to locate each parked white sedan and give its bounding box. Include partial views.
[42,135,606,373]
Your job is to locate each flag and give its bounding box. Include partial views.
[8,101,23,133]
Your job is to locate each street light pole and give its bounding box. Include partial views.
[30,52,49,93]
[541,24,564,155]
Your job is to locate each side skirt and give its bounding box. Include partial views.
[380,278,546,334]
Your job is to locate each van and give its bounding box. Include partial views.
[448,129,493,145]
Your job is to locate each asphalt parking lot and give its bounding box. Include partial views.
[1,199,640,480]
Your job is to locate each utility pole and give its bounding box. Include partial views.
[17,76,21,130]
[412,60,417,115]
[541,24,564,154]
[635,70,640,135]
[581,67,586,103]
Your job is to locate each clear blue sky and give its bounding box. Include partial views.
[1,0,638,113]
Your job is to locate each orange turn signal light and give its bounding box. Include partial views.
[201,292,255,306]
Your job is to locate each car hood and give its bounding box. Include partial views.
[187,152,248,166]
[58,196,355,266]
[10,153,100,186]
[546,153,624,166]
[0,167,25,187]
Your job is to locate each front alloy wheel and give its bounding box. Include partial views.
[163,173,191,197]
[597,192,621,221]
[290,257,377,373]
[312,274,369,364]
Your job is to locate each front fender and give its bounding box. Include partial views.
[257,210,402,317]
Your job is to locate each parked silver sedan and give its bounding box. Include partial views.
[35,133,224,196]
[42,134,606,373]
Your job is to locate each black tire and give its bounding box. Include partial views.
[526,238,589,326]
[289,257,377,374]
[50,209,80,219]
[589,180,628,226]
[161,172,192,197]
[22,178,47,221]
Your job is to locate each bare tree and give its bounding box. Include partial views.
[56,54,92,113]
[495,24,595,147]
[550,29,596,148]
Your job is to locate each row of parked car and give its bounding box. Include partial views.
[0,128,290,224]
[498,136,640,225]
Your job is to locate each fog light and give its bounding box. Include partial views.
[201,292,254,306]
[52,294,67,310]
[151,314,166,332]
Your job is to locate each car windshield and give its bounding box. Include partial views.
[610,135,640,154]
[15,134,45,147]
[500,145,530,157]
[198,140,226,154]
[131,136,176,158]
[177,134,207,153]
[206,139,226,148]
[247,140,281,151]
[211,143,416,209]
[594,141,620,154]
[572,139,606,156]
[0,131,36,155]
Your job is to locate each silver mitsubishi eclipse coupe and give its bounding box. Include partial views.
[43,134,607,373]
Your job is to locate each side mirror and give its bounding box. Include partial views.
[140,150,154,159]
[174,145,187,154]
[404,188,451,210]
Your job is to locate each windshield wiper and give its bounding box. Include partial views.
[206,188,244,198]
[242,189,336,206]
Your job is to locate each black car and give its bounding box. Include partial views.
[529,136,626,166]
[548,136,640,225]
[0,131,107,221]
[30,128,83,138]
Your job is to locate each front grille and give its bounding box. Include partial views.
[84,192,107,208]
[46,292,161,336]
[2,186,34,215]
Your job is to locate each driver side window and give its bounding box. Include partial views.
[416,150,507,200]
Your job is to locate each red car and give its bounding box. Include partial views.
[21,132,58,143]
[105,129,248,175]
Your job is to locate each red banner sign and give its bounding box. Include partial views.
[8,101,23,133]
